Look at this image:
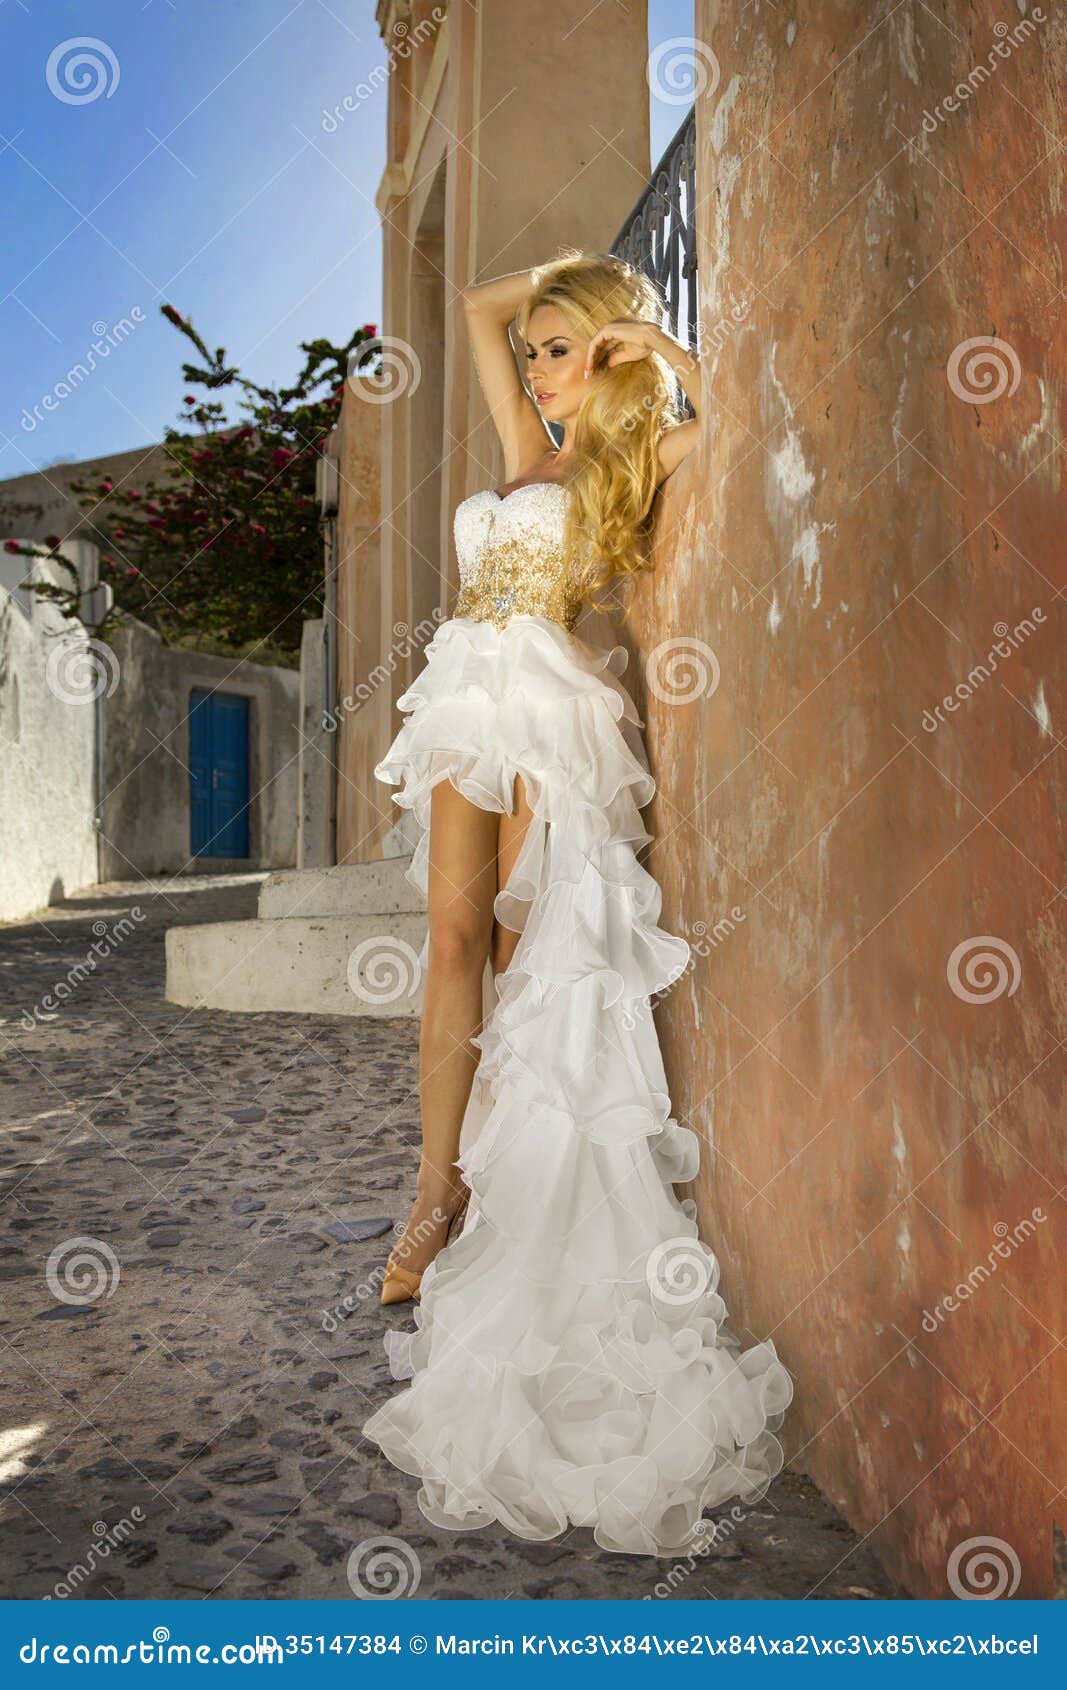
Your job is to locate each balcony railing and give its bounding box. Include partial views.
[611,104,698,359]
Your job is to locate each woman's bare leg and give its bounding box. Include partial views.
[387,779,498,1280]
[491,773,535,980]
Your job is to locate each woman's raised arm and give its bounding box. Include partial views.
[462,269,554,479]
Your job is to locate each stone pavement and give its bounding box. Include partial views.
[0,878,904,1601]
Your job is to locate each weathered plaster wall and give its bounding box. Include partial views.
[628,0,1066,1598]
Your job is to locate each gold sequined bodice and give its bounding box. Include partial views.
[453,482,583,633]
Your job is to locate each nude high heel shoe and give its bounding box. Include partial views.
[379,1263,423,1306]
[379,1187,471,1306]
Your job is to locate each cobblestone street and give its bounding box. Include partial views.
[0,879,903,1601]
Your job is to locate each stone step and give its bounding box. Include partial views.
[165,910,426,1019]
[257,856,425,920]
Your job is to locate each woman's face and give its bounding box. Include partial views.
[523,303,592,424]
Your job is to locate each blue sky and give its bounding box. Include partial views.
[1,0,694,474]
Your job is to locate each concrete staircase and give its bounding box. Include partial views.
[165,857,427,1018]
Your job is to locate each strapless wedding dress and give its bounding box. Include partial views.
[361,481,793,1557]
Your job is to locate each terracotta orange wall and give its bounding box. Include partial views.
[628,0,1066,1597]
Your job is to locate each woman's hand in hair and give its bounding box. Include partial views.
[582,318,662,379]
[585,320,701,419]
[583,319,700,411]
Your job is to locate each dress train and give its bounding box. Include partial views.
[360,613,794,1557]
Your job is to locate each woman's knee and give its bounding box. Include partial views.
[427,906,491,976]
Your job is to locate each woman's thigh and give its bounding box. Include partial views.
[426,777,500,970]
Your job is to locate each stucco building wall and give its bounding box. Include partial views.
[335,0,652,861]
[622,0,1065,1597]
[0,566,98,921]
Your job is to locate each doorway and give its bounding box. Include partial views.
[188,689,250,858]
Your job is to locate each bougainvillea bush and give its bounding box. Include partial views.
[5,304,378,660]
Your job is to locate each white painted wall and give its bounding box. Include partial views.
[0,552,99,921]
[1,539,302,920]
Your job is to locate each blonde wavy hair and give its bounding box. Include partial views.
[515,249,687,613]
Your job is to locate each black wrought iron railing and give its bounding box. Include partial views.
[611,104,698,358]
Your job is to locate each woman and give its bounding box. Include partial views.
[361,252,793,1557]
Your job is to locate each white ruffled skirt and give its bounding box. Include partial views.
[361,613,794,1557]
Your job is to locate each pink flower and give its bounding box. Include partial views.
[271,447,296,467]
[184,395,196,406]
[251,522,266,535]
[4,539,20,554]
[99,479,113,494]
[127,489,141,501]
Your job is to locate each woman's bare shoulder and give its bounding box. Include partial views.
[655,417,700,486]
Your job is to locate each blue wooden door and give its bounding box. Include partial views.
[189,689,250,857]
